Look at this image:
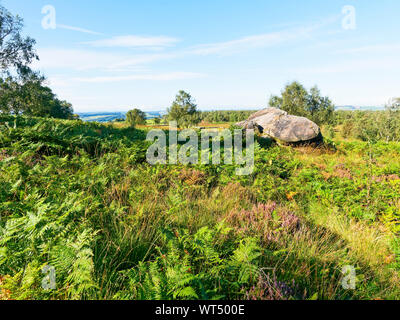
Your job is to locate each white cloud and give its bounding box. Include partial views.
[73,72,206,83]
[46,76,72,88]
[334,44,400,55]
[108,52,182,71]
[189,30,302,56]
[290,57,400,75]
[83,35,180,48]
[188,17,338,56]
[36,16,342,94]
[34,48,182,72]
[36,18,337,73]
[34,48,124,71]
[57,24,103,35]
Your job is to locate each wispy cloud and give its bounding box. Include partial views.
[109,52,182,71]
[334,44,400,55]
[290,57,400,75]
[57,24,103,35]
[188,29,306,56]
[188,16,339,56]
[38,17,339,73]
[83,35,180,48]
[34,48,182,72]
[104,22,330,68]
[74,72,205,83]
[37,16,341,88]
[34,48,124,71]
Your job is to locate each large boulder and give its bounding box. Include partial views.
[237,107,321,143]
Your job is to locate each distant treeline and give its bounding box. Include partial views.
[333,103,400,142]
[197,110,257,123]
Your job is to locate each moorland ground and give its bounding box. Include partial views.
[1,114,400,300]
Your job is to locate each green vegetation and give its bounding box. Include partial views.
[1,114,400,300]
[0,5,37,75]
[334,99,400,142]
[166,90,200,128]
[0,5,73,119]
[0,75,74,119]
[153,117,161,125]
[126,109,147,127]
[198,110,256,124]
[0,3,399,302]
[269,81,335,125]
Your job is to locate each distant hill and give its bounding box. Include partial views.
[335,105,384,111]
[77,107,386,122]
[77,111,166,122]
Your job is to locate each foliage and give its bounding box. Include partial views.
[0,5,38,76]
[335,100,400,142]
[126,108,147,127]
[1,115,400,300]
[153,117,161,125]
[269,81,335,125]
[198,110,256,123]
[167,90,200,128]
[0,74,74,119]
[116,227,261,300]
[0,4,73,119]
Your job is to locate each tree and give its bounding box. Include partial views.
[0,4,73,119]
[153,116,161,125]
[126,108,147,127]
[0,5,38,77]
[167,90,199,128]
[269,81,335,125]
[0,73,74,119]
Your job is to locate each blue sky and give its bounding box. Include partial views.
[2,0,400,112]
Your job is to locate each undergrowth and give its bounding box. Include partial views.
[1,115,400,300]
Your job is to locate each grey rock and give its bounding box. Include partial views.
[236,107,321,143]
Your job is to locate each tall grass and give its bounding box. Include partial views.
[1,115,400,300]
